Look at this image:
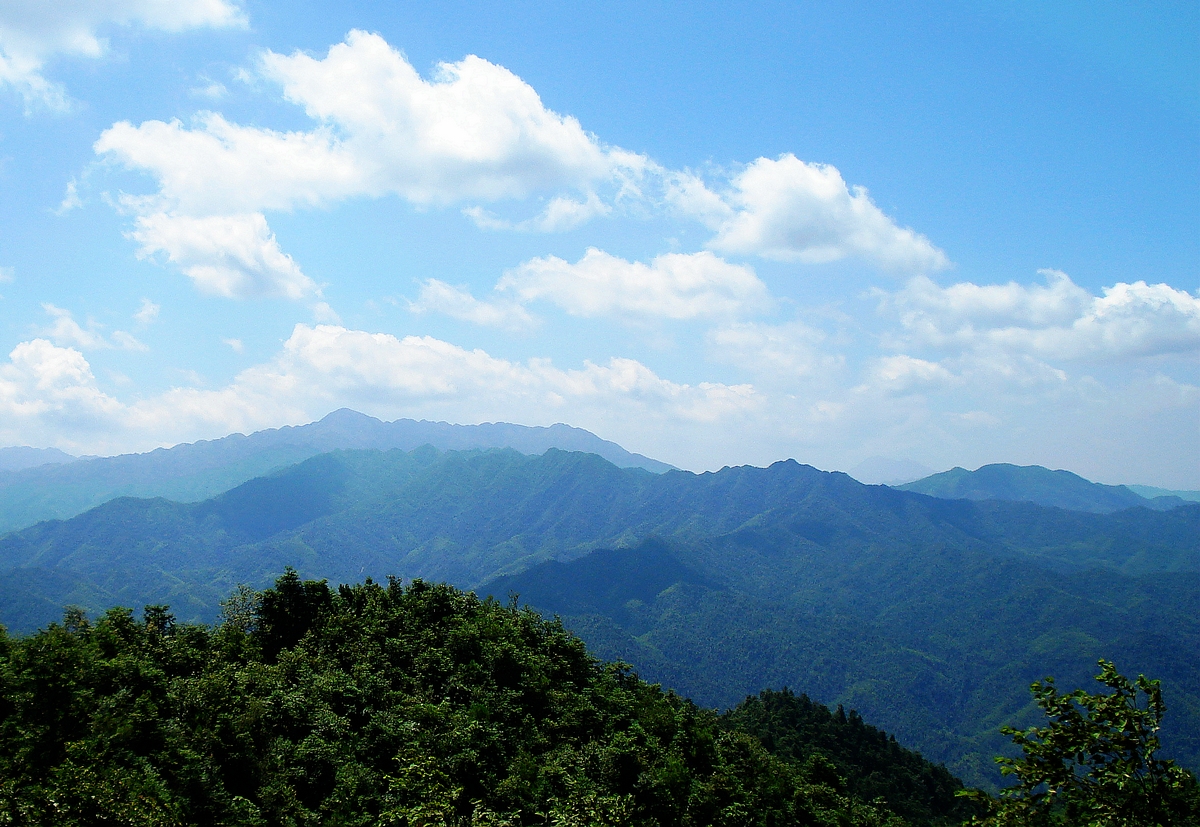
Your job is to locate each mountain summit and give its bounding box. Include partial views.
[897,463,1185,513]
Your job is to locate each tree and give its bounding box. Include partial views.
[967,660,1200,826]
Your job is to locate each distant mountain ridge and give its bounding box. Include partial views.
[1129,484,1200,503]
[0,446,76,472]
[0,409,672,534]
[897,463,1187,513]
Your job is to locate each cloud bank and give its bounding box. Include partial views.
[498,249,770,320]
[0,324,757,455]
[881,270,1200,360]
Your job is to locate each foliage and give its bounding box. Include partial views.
[964,660,1200,826]
[0,572,915,826]
[724,688,979,826]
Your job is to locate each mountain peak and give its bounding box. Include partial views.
[897,462,1172,513]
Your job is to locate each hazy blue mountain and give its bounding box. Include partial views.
[0,446,76,471]
[896,462,1185,513]
[1,446,1196,788]
[1129,484,1200,504]
[0,409,672,534]
[3,447,1195,632]
[847,456,936,485]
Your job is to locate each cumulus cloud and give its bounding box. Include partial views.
[93,31,950,300]
[498,249,770,320]
[410,279,535,331]
[94,30,646,298]
[881,270,1200,360]
[0,0,245,110]
[866,354,958,395]
[39,303,145,351]
[699,155,949,272]
[0,324,757,455]
[259,33,638,204]
[126,211,316,299]
[97,114,362,215]
[0,340,123,437]
[95,35,637,209]
[706,320,842,379]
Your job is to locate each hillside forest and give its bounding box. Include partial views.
[3,572,1196,825]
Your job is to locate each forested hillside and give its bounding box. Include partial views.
[0,573,977,826]
[1,446,1196,788]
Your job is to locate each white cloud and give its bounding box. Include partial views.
[0,324,759,454]
[190,76,227,99]
[706,320,842,379]
[0,266,13,283]
[95,34,638,210]
[663,170,734,228]
[222,337,243,352]
[39,303,145,351]
[881,270,1200,360]
[261,33,639,204]
[0,0,245,110]
[866,354,958,395]
[97,114,362,215]
[134,297,160,324]
[410,279,536,331]
[464,192,612,233]
[87,31,955,309]
[126,211,317,299]
[311,301,341,324]
[55,180,83,214]
[699,155,949,272]
[93,32,951,302]
[498,249,770,320]
[94,30,646,298]
[0,340,123,434]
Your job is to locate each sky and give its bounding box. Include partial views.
[0,1,1197,487]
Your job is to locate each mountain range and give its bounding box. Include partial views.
[0,409,672,535]
[0,444,1196,789]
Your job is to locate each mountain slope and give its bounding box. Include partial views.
[0,409,672,534]
[1,446,1197,788]
[483,537,1200,788]
[897,463,1182,513]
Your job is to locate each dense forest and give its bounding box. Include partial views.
[3,573,1197,825]
[0,572,984,826]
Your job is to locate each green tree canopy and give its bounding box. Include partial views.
[0,573,926,826]
[967,660,1200,826]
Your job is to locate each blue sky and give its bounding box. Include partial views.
[0,1,1196,486]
